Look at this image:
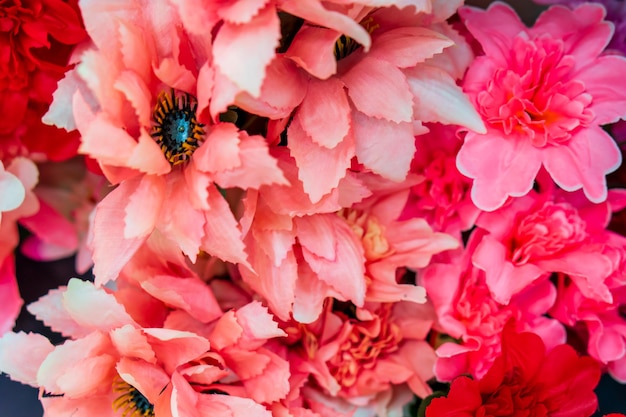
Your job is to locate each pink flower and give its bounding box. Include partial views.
[0,157,39,334]
[422,237,564,381]
[472,179,615,305]
[45,0,288,285]
[457,2,626,211]
[287,301,436,406]
[245,5,485,202]
[1,278,283,417]
[400,123,480,236]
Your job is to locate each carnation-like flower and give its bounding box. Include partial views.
[422,237,564,381]
[472,177,615,304]
[457,2,626,211]
[425,326,602,417]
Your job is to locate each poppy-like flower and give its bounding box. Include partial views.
[45,0,288,285]
[457,2,626,211]
[425,326,602,417]
[0,278,284,417]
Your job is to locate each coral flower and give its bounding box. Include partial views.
[289,301,437,406]
[457,2,626,211]
[425,326,602,417]
[45,0,288,285]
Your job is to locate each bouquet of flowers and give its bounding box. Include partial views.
[1,0,626,416]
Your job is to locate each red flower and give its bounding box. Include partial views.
[426,325,601,417]
[0,0,85,159]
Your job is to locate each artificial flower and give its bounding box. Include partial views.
[458,2,626,210]
[425,326,602,417]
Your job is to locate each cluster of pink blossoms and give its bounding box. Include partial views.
[1,0,626,416]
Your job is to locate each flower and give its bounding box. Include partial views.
[425,326,602,417]
[422,236,564,381]
[471,177,615,304]
[457,2,626,211]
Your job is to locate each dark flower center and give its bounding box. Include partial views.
[152,89,205,165]
[112,379,155,417]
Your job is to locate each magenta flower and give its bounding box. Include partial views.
[457,3,626,211]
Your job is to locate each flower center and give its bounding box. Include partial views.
[476,36,594,147]
[152,89,205,165]
[112,379,154,417]
[339,209,393,261]
[334,16,379,61]
[328,304,401,388]
[510,201,588,265]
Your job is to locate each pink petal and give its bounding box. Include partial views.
[285,26,339,80]
[543,126,621,203]
[457,132,542,211]
[127,129,173,176]
[201,186,249,266]
[116,357,171,404]
[19,199,78,250]
[352,111,414,181]
[213,6,280,97]
[532,4,613,68]
[575,55,626,125]
[113,70,152,128]
[27,288,90,339]
[235,300,286,342]
[211,394,273,417]
[43,68,82,131]
[342,57,413,123]
[239,348,290,403]
[369,27,453,68]
[194,123,242,173]
[297,215,366,305]
[293,262,334,323]
[124,174,165,239]
[159,173,207,262]
[0,331,54,386]
[297,77,350,149]
[288,117,354,203]
[79,114,135,166]
[280,0,371,50]
[0,276,15,336]
[63,278,135,331]
[141,275,222,323]
[196,62,214,121]
[37,332,115,395]
[110,325,156,363]
[405,64,485,133]
[92,182,147,286]
[213,134,288,190]
[143,329,211,374]
[218,0,270,24]
[458,3,525,65]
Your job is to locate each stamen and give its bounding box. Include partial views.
[334,16,379,61]
[152,89,205,166]
[112,379,155,417]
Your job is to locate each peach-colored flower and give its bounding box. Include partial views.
[2,278,285,417]
[286,301,437,407]
[458,2,626,210]
[45,0,288,285]
[276,5,484,202]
